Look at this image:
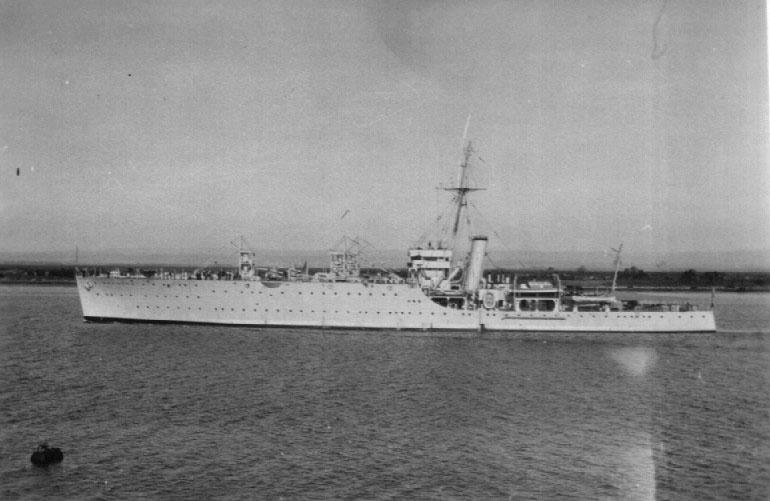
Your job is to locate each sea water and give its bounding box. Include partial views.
[1,286,768,499]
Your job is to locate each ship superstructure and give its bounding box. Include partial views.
[75,137,716,333]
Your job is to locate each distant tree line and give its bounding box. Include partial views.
[573,267,769,290]
[486,266,770,291]
[2,264,769,291]
[0,265,76,283]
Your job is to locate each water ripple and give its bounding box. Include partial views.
[0,286,768,499]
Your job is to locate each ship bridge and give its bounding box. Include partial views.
[407,245,453,289]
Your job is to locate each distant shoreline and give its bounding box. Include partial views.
[3,282,768,293]
[2,266,769,294]
[0,280,75,286]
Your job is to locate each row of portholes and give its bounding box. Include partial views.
[128,291,412,300]
[267,290,402,297]
[131,281,402,294]
[130,295,204,299]
[116,289,405,298]
[98,287,411,300]
[133,305,704,321]
[135,282,200,287]
[133,305,471,317]
[494,313,702,320]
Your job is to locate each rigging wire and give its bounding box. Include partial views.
[468,201,530,269]
[411,194,456,248]
[345,236,403,278]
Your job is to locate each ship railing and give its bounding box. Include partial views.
[622,300,704,312]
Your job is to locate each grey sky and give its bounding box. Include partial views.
[1,0,767,263]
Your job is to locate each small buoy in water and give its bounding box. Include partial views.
[30,443,63,466]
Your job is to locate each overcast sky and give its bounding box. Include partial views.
[1,0,767,263]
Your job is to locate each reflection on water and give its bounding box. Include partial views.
[609,347,657,377]
[618,433,656,501]
[0,286,768,499]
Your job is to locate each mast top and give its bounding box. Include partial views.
[444,140,484,239]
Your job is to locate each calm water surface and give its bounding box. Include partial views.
[1,286,768,499]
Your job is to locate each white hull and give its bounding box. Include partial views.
[76,276,717,333]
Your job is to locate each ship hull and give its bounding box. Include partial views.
[76,276,716,333]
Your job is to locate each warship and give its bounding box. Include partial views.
[76,140,716,333]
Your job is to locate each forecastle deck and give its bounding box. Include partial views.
[76,276,716,333]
